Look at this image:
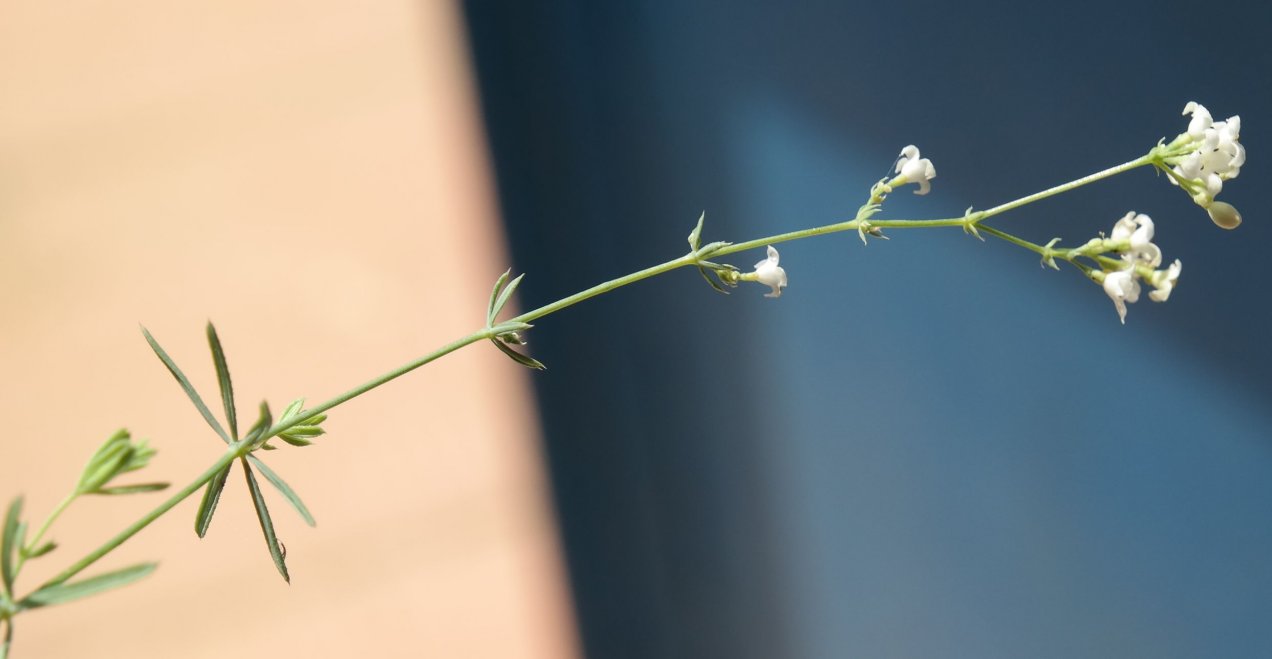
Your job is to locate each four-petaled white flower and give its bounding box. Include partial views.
[894,145,937,195]
[1170,102,1245,208]
[1148,259,1182,302]
[1103,267,1141,325]
[752,245,788,298]
[1099,212,1181,323]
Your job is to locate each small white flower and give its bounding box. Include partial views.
[1148,259,1182,302]
[1103,267,1141,325]
[752,245,787,298]
[894,145,937,195]
[1110,211,1161,267]
[1170,102,1245,208]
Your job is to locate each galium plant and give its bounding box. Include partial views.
[0,101,1246,657]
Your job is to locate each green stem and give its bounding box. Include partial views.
[38,444,246,589]
[38,150,1157,601]
[13,494,76,574]
[975,155,1155,221]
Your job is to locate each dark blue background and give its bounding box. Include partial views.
[464,2,1272,657]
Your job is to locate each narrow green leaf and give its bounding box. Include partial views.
[697,266,730,294]
[688,211,706,251]
[277,435,313,448]
[243,401,273,446]
[242,460,290,583]
[194,465,232,539]
[278,398,305,423]
[246,456,316,527]
[141,327,230,444]
[490,273,526,324]
[90,483,170,496]
[20,540,57,560]
[1,617,11,659]
[491,338,546,370]
[487,269,512,326]
[18,563,156,609]
[206,322,238,441]
[1,497,22,598]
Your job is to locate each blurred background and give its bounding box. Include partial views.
[3,1,1271,658]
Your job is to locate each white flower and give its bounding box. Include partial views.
[894,145,937,195]
[1148,259,1182,302]
[1103,267,1141,325]
[752,245,787,298]
[1110,211,1161,267]
[1170,102,1245,207]
[1097,212,1182,322]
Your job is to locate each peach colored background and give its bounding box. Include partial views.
[0,2,578,657]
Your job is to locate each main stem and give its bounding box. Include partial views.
[46,152,1154,592]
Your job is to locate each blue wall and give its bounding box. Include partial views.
[465,1,1272,657]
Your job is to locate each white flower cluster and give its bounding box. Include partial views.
[1101,212,1182,324]
[894,145,937,195]
[1169,102,1244,212]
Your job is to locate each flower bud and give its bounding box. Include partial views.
[1207,201,1242,230]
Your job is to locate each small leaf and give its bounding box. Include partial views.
[1,497,22,598]
[141,327,230,444]
[697,266,730,294]
[688,211,706,251]
[20,540,57,560]
[90,483,170,496]
[206,322,238,441]
[277,434,313,448]
[242,460,290,583]
[243,401,274,448]
[487,269,512,326]
[18,563,156,609]
[491,339,546,370]
[490,273,526,325]
[194,465,232,539]
[246,456,316,527]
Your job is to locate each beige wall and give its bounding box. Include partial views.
[0,2,578,657]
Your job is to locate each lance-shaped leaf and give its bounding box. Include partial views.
[19,540,57,560]
[206,322,238,441]
[92,483,169,496]
[141,327,230,444]
[688,211,706,251]
[194,465,232,539]
[697,266,731,294]
[1,497,21,597]
[491,339,546,370]
[246,456,316,527]
[242,460,290,583]
[487,268,512,325]
[17,563,156,610]
[275,399,326,448]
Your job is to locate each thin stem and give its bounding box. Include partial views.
[13,494,76,574]
[38,444,246,589]
[976,155,1155,221]
[37,149,1156,602]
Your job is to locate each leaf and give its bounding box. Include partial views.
[141,327,230,444]
[242,460,290,583]
[697,266,730,294]
[243,401,274,448]
[486,269,512,326]
[206,322,238,441]
[491,339,546,370]
[688,211,706,251]
[246,456,316,527]
[1,497,22,598]
[490,273,526,326]
[20,540,57,560]
[194,465,232,539]
[17,563,156,609]
[90,483,170,496]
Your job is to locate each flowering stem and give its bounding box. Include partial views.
[35,150,1155,601]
